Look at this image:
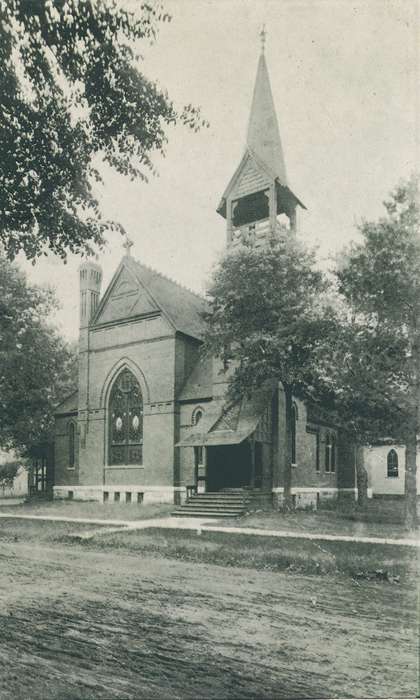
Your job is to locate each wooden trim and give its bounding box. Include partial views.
[89,334,175,355]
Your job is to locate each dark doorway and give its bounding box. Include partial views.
[207,443,252,491]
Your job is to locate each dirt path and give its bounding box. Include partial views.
[0,538,417,699]
[0,511,418,547]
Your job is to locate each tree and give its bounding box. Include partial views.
[0,257,77,455]
[203,235,329,507]
[0,0,207,261]
[310,308,410,507]
[329,176,419,528]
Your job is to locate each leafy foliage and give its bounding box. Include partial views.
[203,237,328,402]
[321,175,419,526]
[0,0,207,260]
[327,175,420,444]
[0,257,77,454]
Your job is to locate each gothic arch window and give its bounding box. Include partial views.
[387,449,399,478]
[109,369,143,465]
[291,403,298,465]
[68,421,76,469]
[192,407,204,426]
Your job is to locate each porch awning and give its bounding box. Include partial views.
[176,391,270,448]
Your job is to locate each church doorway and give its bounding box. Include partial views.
[206,442,252,492]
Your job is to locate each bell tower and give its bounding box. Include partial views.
[217,30,306,248]
[78,258,102,456]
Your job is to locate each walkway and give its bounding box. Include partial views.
[0,512,418,547]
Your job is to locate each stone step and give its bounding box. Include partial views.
[186,497,249,506]
[179,503,246,513]
[172,509,243,518]
[185,498,247,505]
[187,492,249,498]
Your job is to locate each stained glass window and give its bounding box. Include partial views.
[109,369,143,465]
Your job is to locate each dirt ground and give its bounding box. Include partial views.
[0,519,417,700]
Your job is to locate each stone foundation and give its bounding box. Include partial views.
[272,487,357,510]
[53,484,185,505]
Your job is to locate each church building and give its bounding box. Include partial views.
[53,46,357,509]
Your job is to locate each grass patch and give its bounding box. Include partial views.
[0,499,173,522]
[88,527,418,583]
[0,517,109,543]
[220,498,418,539]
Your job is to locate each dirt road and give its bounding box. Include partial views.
[0,537,417,699]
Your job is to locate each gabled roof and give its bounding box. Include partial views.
[178,355,213,401]
[55,390,78,416]
[176,389,272,447]
[92,255,207,341]
[217,148,306,216]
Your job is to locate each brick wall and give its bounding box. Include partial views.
[273,391,357,506]
[54,413,79,486]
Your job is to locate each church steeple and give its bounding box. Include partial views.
[217,34,305,248]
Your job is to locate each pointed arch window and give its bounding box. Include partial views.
[387,449,399,478]
[109,369,143,465]
[324,432,336,473]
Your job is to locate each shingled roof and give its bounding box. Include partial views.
[55,390,78,415]
[93,255,208,341]
[128,257,207,340]
[178,355,213,401]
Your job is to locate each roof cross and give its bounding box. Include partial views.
[123,236,133,256]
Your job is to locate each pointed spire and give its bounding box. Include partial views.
[246,41,288,187]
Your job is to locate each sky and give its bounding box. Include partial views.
[20,0,419,340]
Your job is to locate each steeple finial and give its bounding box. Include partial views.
[260,24,267,53]
[123,236,133,256]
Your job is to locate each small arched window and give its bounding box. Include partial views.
[291,403,298,465]
[192,407,204,426]
[387,449,399,478]
[69,422,76,469]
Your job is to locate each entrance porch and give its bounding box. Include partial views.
[205,442,263,492]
